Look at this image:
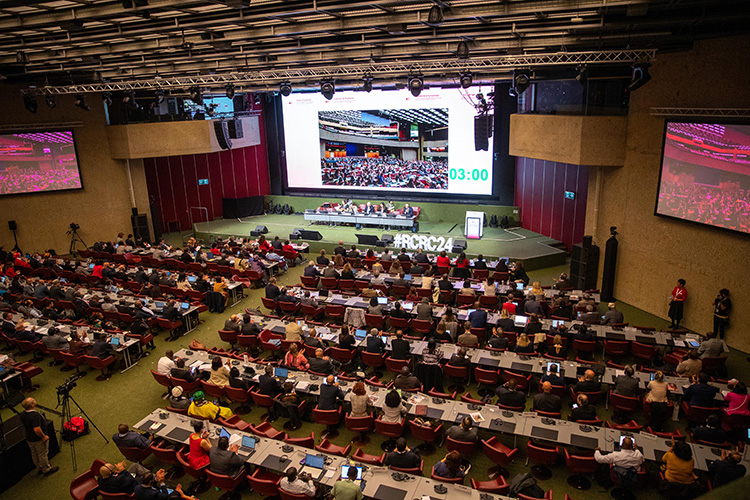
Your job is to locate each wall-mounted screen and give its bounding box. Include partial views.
[0,130,83,196]
[655,121,750,235]
[281,88,493,195]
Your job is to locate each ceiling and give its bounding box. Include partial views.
[1,0,748,93]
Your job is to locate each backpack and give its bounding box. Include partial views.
[62,416,89,441]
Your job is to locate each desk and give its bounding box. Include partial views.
[304,212,416,230]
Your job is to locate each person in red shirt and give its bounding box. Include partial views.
[436,251,451,268]
[668,278,687,328]
[258,235,273,253]
[281,240,301,264]
[92,263,103,278]
[502,293,517,315]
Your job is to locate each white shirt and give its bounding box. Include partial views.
[594,449,644,469]
[157,356,175,375]
[280,477,316,497]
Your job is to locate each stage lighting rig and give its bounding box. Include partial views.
[509,69,531,97]
[628,63,651,91]
[23,93,37,113]
[45,93,57,109]
[189,86,203,105]
[225,84,235,99]
[459,72,473,89]
[102,92,112,106]
[280,82,292,96]
[74,94,90,111]
[457,41,470,59]
[362,75,373,93]
[320,80,335,100]
[408,75,424,97]
[123,89,139,108]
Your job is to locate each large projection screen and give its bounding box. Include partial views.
[655,122,750,235]
[281,88,493,195]
[0,130,83,196]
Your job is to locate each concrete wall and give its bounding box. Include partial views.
[0,85,151,254]
[585,35,750,352]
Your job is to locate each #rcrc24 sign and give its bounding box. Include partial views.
[391,233,454,253]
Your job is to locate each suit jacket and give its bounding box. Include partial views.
[209,447,245,478]
[384,450,421,469]
[614,375,639,398]
[258,374,282,397]
[285,322,303,341]
[318,384,345,410]
[133,484,169,500]
[365,336,385,354]
[533,393,562,413]
[223,319,241,332]
[416,303,433,320]
[391,339,411,360]
[99,471,138,494]
[162,306,181,322]
[468,309,488,328]
[569,404,598,422]
[309,357,335,374]
[573,379,602,394]
[170,367,196,382]
[602,309,624,325]
[449,354,471,367]
[303,266,319,277]
[457,332,478,346]
[90,339,113,359]
[113,430,151,449]
[496,386,527,408]
[265,284,281,300]
[393,374,421,390]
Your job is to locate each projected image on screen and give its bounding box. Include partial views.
[656,122,750,234]
[281,88,493,195]
[0,131,82,196]
[319,108,448,190]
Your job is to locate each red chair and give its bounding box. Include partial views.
[471,476,509,494]
[442,363,470,392]
[248,421,285,440]
[176,449,210,494]
[609,390,641,418]
[645,427,686,441]
[364,313,385,330]
[569,388,603,406]
[224,386,251,414]
[572,339,596,359]
[631,341,657,364]
[518,491,553,500]
[431,465,464,484]
[171,376,200,394]
[345,412,374,446]
[315,438,351,457]
[680,401,721,426]
[280,488,317,500]
[312,406,342,438]
[301,303,324,320]
[384,356,410,375]
[408,420,443,456]
[700,356,727,375]
[605,420,643,432]
[525,442,560,480]
[300,275,319,287]
[603,340,630,358]
[537,383,565,399]
[284,432,315,449]
[427,388,457,400]
[218,330,238,348]
[352,448,384,465]
[148,439,184,479]
[247,468,281,498]
[481,436,518,477]
[720,408,750,434]
[70,458,106,500]
[361,351,385,377]
[411,319,433,336]
[84,354,115,381]
[501,370,531,391]
[250,390,274,421]
[534,409,562,419]
[60,351,87,376]
[446,436,477,455]
[261,297,279,313]
[374,417,405,451]
[388,316,411,332]
[99,492,134,500]
[564,448,598,490]
[205,469,246,500]
[279,301,301,316]
[391,460,424,476]
[200,380,226,401]
[460,392,484,405]
[475,367,501,396]
[117,446,151,464]
[156,317,183,339]
[328,347,355,364]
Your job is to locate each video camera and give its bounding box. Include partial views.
[56,377,77,396]
[69,223,80,232]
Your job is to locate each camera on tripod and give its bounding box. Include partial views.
[67,222,80,234]
[57,377,77,396]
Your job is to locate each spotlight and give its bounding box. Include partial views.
[74,94,90,111]
[155,89,165,104]
[320,80,335,100]
[102,92,112,106]
[456,41,470,59]
[123,89,139,108]
[509,69,531,97]
[628,63,651,91]
[408,75,423,97]
[279,82,292,97]
[23,94,37,114]
[427,6,443,26]
[576,65,588,85]
[225,84,235,99]
[362,75,373,92]
[45,94,57,109]
[459,72,473,89]
[253,93,262,105]
[189,86,203,105]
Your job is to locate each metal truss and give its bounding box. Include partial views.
[650,107,750,117]
[21,49,656,95]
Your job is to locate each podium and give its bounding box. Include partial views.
[465,211,484,239]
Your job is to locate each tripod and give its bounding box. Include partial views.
[67,229,87,256]
[11,228,21,253]
[57,387,108,472]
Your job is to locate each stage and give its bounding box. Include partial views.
[190,213,567,270]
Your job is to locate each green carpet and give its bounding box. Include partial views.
[0,244,743,500]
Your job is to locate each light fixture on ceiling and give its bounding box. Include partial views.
[189,86,203,105]
[459,71,473,89]
[576,65,588,85]
[509,69,531,97]
[571,15,584,23]
[408,75,424,97]
[456,41,470,59]
[279,82,292,96]
[427,6,443,26]
[321,80,335,100]
[123,89,139,108]
[74,94,90,111]
[225,84,235,99]
[102,92,112,106]
[362,74,373,92]
[154,89,165,104]
[45,93,57,109]
[23,94,37,114]
[628,63,651,91]
[253,93,262,105]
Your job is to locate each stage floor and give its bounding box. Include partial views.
[190,214,567,270]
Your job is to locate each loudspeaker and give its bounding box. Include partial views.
[570,242,599,290]
[213,121,232,150]
[355,234,379,246]
[289,232,301,240]
[380,234,394,244]
[299,230,323,241]
[474,115,492,151]
[226,119,244,139]
[600,235,618,301]
[451,240,467,253]
[131,207,139,216]
[8,220,16,231]
[582,235,593,248]
[130,214,151,242]
[250,225,268,236]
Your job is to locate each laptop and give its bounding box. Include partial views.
[546,362,560,374]
[188,276,197,283]
[181,302,190,310]
[297,319,305,327]
[355,329,367,340]
[514,315,529,325]
[110,337,120,346]
[551,319,564,328]
[274,367,288,378]
[155,301,165,309]
[219,428,231,440]
[238,435,256,457]
[401,301,413,311]
[304,454,325,469]
[466,309,476,316]
[341,465,363,480]
[687,340,700,348]
[516,282,524,290]
[377,297,388,305]
[403,274,412,281]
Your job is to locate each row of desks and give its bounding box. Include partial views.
[304,212,417,229]
[135,409,512,500]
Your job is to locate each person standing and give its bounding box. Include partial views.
[20,398,59,477]
[713,288,731,339]
[668,279,687,329]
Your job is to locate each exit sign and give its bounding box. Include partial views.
[198,179,209,185]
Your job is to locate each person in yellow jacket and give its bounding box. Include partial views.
[187,391,233,420]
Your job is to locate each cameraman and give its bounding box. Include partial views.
[20,398,59,477]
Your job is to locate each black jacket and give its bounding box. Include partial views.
[318,384,345,410]
[391,339,411,360]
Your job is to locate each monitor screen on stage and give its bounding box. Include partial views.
[0,130,83,196]
[281,88,493,195]
[655,122,750,235]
